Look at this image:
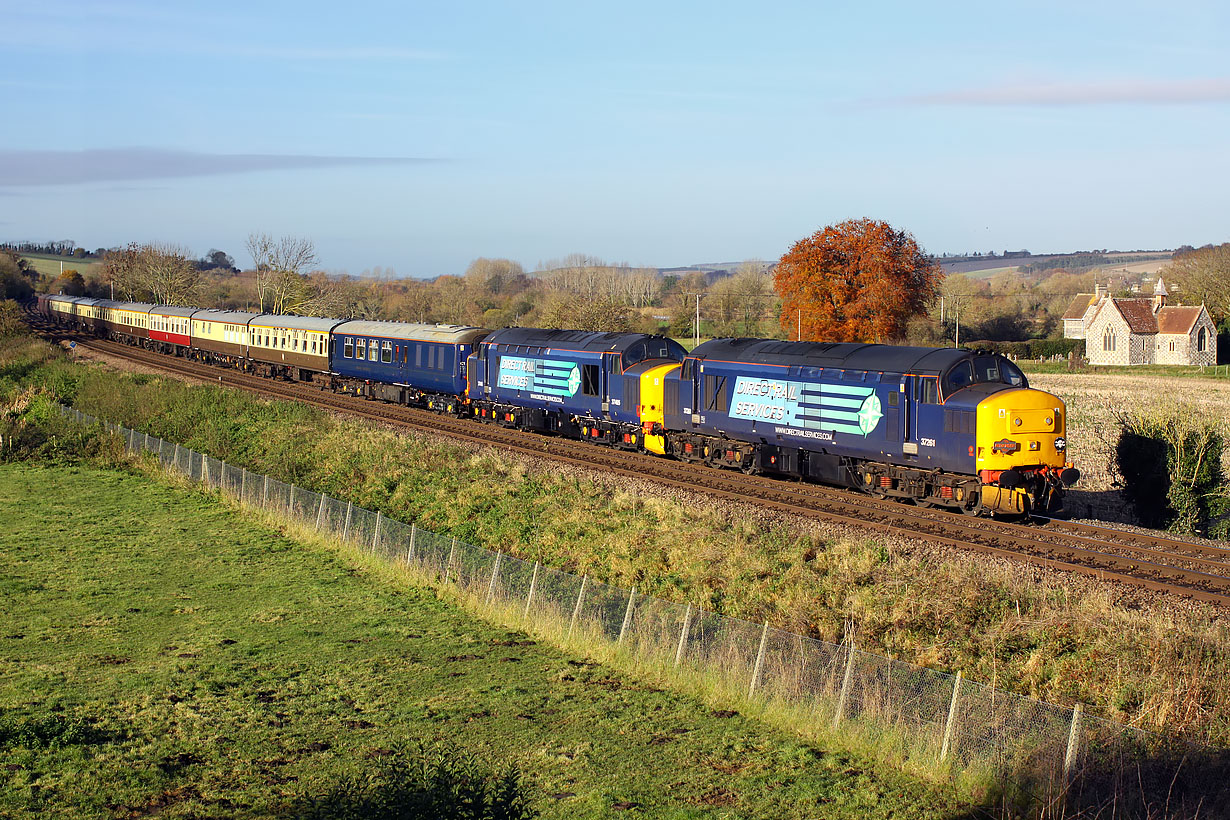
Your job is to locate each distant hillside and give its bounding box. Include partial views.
[940,250,1171,277]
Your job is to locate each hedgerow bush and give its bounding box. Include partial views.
[964,338,1085,359]
[1115,408,1230,538]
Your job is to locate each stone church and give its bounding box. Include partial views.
[1062,277,1217,366]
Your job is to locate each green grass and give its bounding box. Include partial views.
[20,253,103,280]
[0,463,960,818]
[1019,360,1230,378]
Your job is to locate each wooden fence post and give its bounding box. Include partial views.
[674,603,693,668]
[748,621,770,698]
[833,642,857,730]
[523,562,540,618]
[408,523,417,565]
[617,587,637,646]
[342,501,353,542]
[263,474,269,507]
[485,551,503,606]
[372,511,382,551]
[1064,703,1084,779]
[940,671,963,762]
[446,537,457,584]
[240,468,247,502]
[315,495,326,531]
[567,575,588,641]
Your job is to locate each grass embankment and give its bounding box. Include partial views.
[0,463,960,818]
[4,329,1230,748]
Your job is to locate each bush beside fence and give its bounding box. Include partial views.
[60,404,1162,805]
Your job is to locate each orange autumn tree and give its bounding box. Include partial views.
[775,218,943,342]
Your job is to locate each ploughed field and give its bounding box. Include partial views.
[0,463,957,819]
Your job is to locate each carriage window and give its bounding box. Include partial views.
[356,339,366,359]
[381,341,393,363]
[415,344,422,367]
[368,340,378,361]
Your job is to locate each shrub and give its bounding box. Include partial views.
[292,741,536,820]
[1115,408,1229,537]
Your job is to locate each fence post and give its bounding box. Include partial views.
[567,575,588,641]
[674,603,692,668]
[523,562,540,618]
[315,495,326,531]
[342,501,353,542]
[446,537,457,584]
[240,468,247,503]
[263,474,269,507]
[144,432,151,452]
[1064,703,1084,779]
[485,551,503,606]
[940,671,963,762]
[220,460,227,492]
[372,511,382,551]
[408,523,417,564]
[202,456,209,486]
[290,484,298,516]
[617,587,637,646]
[173,441,180,468]
[748,621,770,699]
[833,642,857,730]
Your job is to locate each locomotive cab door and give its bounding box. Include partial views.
[883,372,903,449]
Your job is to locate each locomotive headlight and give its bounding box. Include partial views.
[1054,437,1066,452]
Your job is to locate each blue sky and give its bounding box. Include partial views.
[2,1,1228,276]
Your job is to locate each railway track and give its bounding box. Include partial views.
[27,305,1230,608]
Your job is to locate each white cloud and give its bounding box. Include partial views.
[883,78,1230,106]
[0,148,439,187]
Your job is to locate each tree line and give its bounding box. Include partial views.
[15,226,1226,352]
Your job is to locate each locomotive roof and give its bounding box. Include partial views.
[249,314,343,332]
[192,308,263,324]
[484,327,676,353]
[333,320,488,344]
[689,338,974,375]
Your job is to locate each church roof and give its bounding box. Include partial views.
[1062,293,1096,321]
[1111,298,1158,334]
[1157,306,1204,335]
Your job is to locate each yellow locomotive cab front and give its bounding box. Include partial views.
[976,387,1079,514]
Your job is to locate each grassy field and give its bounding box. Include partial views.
[0,463,961,819]
[20,252,103,280]
[1023,365,1230,523]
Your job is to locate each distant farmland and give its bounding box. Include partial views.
[20,252,103,279]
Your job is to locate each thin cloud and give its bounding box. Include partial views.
[0,148,440,187]
[882,78,1230,106]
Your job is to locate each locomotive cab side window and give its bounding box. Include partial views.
[582,364,600,396]
[916,376,939,404]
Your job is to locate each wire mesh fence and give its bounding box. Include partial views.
[59,403,1159,793]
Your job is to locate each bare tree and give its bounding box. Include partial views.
[246,233,323,314]
[102,242,200,305]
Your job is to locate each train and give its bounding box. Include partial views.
[37,292,1080,516]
